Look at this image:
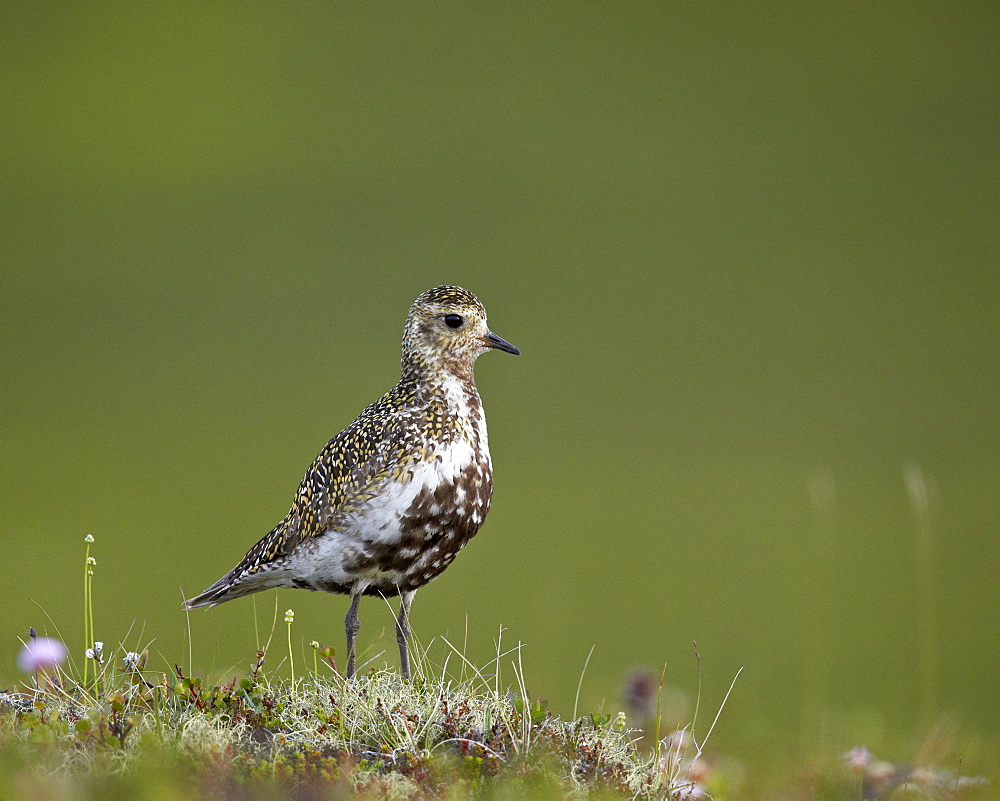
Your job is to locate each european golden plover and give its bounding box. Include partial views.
[184,286,520,679]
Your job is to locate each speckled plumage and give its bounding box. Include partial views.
[183,285,519,678]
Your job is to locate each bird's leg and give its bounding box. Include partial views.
[345,593,361,679]
[395,590,415,680]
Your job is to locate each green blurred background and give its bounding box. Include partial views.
[2,2,998,774]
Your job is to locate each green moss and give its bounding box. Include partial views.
[1,659,994,800]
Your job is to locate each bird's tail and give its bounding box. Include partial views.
[183,557,286,609]
[182,567,259,609]
[182,577,233,610]
[183,517,293,610]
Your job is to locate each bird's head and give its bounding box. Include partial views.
[402,285,520,379]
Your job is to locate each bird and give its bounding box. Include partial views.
[183,285,520,680]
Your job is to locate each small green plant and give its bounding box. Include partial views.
[82,534,95,686]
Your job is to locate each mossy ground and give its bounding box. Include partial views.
[1,644,993,800]
[1,653,688,800]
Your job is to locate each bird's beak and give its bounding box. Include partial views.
[483,331,521,355]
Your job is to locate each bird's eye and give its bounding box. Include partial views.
[443,314,463,329]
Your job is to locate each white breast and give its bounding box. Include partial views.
[293,434,486,590]
[285,374,493,592]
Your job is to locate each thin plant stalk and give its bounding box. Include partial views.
[573,644,596,721]
[83,535,94,686]
[494,625,504,697]
[654,661,667,768]
[182,591,193,674]
[253,596,260,652]
[689,643,702,741]
[904,462,937,733]
[285,609,295,685]
[460,614,469,685]
[87,571,95,678]
[692,666,743,761]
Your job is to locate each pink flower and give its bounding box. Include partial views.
[17,637,67,673]
[844,746,874,774]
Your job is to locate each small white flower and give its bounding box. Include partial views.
[123,652,141,669]
[87,569,94,576]
[93,641,103,654]
[84,534,95,543]
[85,648,96,660]
[284,609,294,623]
[86,557,97,566]
[309,641,320,649]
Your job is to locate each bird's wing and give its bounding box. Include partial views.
[289,408,408,545]
[217,399,414,581]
